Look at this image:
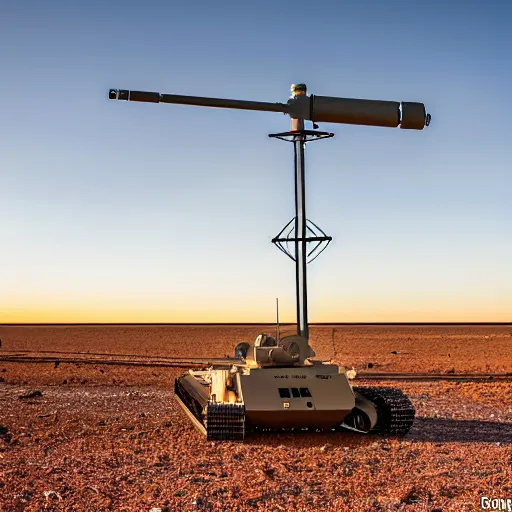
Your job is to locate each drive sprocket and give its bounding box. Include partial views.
[353,386,415,436]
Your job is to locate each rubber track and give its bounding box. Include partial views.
[174,378,205,423]
[175,378,245,441]
[206,403,245,441]
[353,386,415,436]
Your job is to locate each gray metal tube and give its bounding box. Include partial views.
[109,89,288,114]
[294,137,309,341]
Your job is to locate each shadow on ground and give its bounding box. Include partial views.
[244,417,512,446]
[407,417,512,444]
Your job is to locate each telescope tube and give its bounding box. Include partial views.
[108,89,288,114]
[108,89,429,130]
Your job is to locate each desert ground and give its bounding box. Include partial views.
[0,324,511,512]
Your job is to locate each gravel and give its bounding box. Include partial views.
[0,324,510,511]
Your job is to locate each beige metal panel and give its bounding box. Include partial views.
[210,370,230,403]
[240,365,355,413]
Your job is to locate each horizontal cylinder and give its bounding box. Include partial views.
[109,88,429,130]
[160,94,287,113]
[128,90,160,103]
[400,102,426,130]
[312,95,401,128]
[109,89,287,113]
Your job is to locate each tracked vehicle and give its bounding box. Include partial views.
[109,83,430,440]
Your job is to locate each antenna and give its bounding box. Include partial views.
[276,297,280,341]
[108,84,430,341]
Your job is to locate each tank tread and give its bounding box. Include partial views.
[353,386,415,436]
[174,377,206,423]
[206,403,246,441]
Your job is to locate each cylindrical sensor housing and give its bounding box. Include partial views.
[312,95,401,128]
[400,102,426,130]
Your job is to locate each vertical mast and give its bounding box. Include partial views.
[270,84,334,343]
[291,85,309,340]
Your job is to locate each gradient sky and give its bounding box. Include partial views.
[1,0,511,323]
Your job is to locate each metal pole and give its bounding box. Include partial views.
[276,297,280,341]
[294,134,308,340]
[290,84,309,340]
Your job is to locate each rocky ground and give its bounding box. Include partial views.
[0,324,511,511]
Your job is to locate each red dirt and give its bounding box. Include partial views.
[0,325,511,511]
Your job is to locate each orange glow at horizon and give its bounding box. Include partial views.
[2,297,510,324]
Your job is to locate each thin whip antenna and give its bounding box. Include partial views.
[276,298,280,341]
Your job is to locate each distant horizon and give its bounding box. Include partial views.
[2,321,510,326]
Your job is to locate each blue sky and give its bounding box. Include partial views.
[1,0,510,322]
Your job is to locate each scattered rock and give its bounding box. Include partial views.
[246,497,261,508]
[38,412,55,418]
[439,486,457,499]
[319,444,329,452]
[162,420,173,428]
[149,508,162,512]
[19,390,43,400]
[20,489,33,502]
[391,351,398,355]
[0,425,12,444]
[262,467,275,479]
[401,487,422,504]
[43,490,62,501]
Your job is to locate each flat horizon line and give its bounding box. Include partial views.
[1,322,511,327]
